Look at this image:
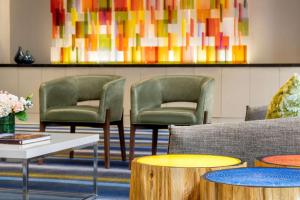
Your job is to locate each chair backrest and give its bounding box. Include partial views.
[73,75,121,102]
[40,75,122,108]
[40,74,125,122]
[156,76,213,103]
[74,75,122,102]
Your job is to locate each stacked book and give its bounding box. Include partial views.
[0,134,50,145]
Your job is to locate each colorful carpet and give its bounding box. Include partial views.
[0,124,169,199]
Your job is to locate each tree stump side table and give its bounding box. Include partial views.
[201,167,300,200]
[130,154,246,200]
[255,154,300,168]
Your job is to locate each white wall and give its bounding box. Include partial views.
[10,0,51,64]
[7,0,300,63]
[248,0,300,63]
[0,0,10,63]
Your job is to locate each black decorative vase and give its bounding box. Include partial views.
[14,47,25,64]
[23,50,35,64]
[14,47,35,64]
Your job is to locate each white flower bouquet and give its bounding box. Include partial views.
[0,91,33,121]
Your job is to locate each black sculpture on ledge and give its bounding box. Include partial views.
[14,47,35,64]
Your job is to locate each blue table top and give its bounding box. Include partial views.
[204,167,300,188]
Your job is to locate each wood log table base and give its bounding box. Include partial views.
[256,154,300,168]
[202,167,300,200]
[130,154,246,200]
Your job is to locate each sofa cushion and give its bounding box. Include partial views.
[137,107,197,125]
[266,74,300,119]
[245,105,268,121]
[44,105,100,123]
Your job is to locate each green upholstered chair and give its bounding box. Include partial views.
[129,75,215,164]
[39,75,126,168]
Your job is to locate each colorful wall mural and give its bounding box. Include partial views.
[51,0,249,64]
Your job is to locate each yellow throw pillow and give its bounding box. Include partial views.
[266,74,300,119]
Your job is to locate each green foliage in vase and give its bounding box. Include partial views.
[266,74,300,119]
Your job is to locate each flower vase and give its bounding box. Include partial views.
[0,114,15,134]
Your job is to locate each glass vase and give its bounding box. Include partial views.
[0,114,15,134]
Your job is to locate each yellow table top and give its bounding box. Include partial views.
[136,154,242,168]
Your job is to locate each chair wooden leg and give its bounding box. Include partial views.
[117,115,126,161]
[69,125,76,159]
[70,125,76,133]
[203,111,208,124]
[152,128,159,155]
[129,124,136,169]
[39,122,46,132]
[103,110,111,169]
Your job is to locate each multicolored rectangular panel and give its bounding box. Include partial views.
[51,0,249,64]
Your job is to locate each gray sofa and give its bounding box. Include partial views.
[169,116,300,166]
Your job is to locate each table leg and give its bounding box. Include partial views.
[93,143,98,197]
[22,160,29,200]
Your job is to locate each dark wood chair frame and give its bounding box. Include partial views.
[128,111,208,168]
[40,109,126,169]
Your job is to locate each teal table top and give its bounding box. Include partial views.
[204,167,300,188]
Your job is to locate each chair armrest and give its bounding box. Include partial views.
[99,78,126,122]
[130,79,162,124]
[195,78,215,124]
[39,78,78,121]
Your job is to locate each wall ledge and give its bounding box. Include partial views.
[0,63,300,68]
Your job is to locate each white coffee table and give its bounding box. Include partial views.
[0,133,100,200]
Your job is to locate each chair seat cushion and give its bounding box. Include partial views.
[137,107,197,125]
[44,106,101,123]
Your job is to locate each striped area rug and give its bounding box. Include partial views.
[0,124,169,200]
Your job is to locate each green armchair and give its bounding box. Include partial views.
[39,75,126,168]
[129,75,215,164]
